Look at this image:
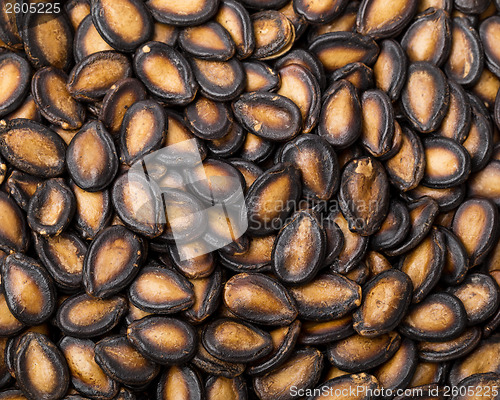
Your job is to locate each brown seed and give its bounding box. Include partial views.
[318,79,361,148]
[327,331,402,372]
[70,182,112,240]
[449,335,500,385]
[83,225,144,298]
[275,49,327,91]
[1,253,55,325]
[353,269,413,337]
[27,179,76,236]
[243,61,280,92]
[452,198,499,267]
[418,327,482,362]
[20,8,73,70]
[60,336,119,399]
[67,120,118,192]
[73,15,114,62]
[401,62,450,133]
[168,240,216,279]
[68,51,132,101]
[252,11,295,60]
[160,110,207,166]
[0,1,22,50]
[202,318,272,362]
[146,0,219,26]
[289,273,362,321]
[5,95,41,122]
[0,192,29,254]
[253,348,323,400]
[220,234,275,272]
[276,63,321,133]
[206,122,246,157]
[91,0,153,53]
[449,335,500,386]
[463,94,494,173]
[152,21,178,46]
[215,0,254,59]
[468,160,500,207]
[408,361,447,388]
[371,199,411,251]
[447,273,499,325]
[279,134,339,201]
[300,315,354,347]
[398,228,446,303]
[205,375,247,400]
[180,21,235,61]
[444,17,484,86]
[183,268,222,324]
[322,217,345,266]
[373,339,417,394]
[272,210,326,284]
[94,335,159,386]
[119,99,166,165]
[331,61,375,92]
[452,373,500,400]
[0,290,24,337]
[192,340,246,378]
[99,78,148,136]
[15,333,69,400]
[309,32,379,74]
[190,57,245,102]
[329,209,369,273]
[294,0,347,24]
[112,171,164,238]
[364,251,392,279]
[401,8,451,66]
[160,188,208,244]
[248,320,301,375]
[127,315,197,365]
[400,293,467,342]
[233,92,302,142]
[32,67,86,130]
[185,97,233,140]
[360,90,394,157]
[339,156,390,236]
[373,39,407,101]
[224,272,297,326]
[435,79,471,143]
[65,0,92,30]
[128,264,194,314]
[156,366,203,400]
[5,170,43,211]
[0,52,31,118]
[356,0,417,38]
[56,293,127,338]
[0,119,66,178]
[438,227,469,286]
[239,132,274,163]
[134,42,197,105]
[345,262,369,283]
[244,163,301,235]
[470,66,500,109]
[385,196,439,257]
[385,125,425,192]
[455,0,490,13]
